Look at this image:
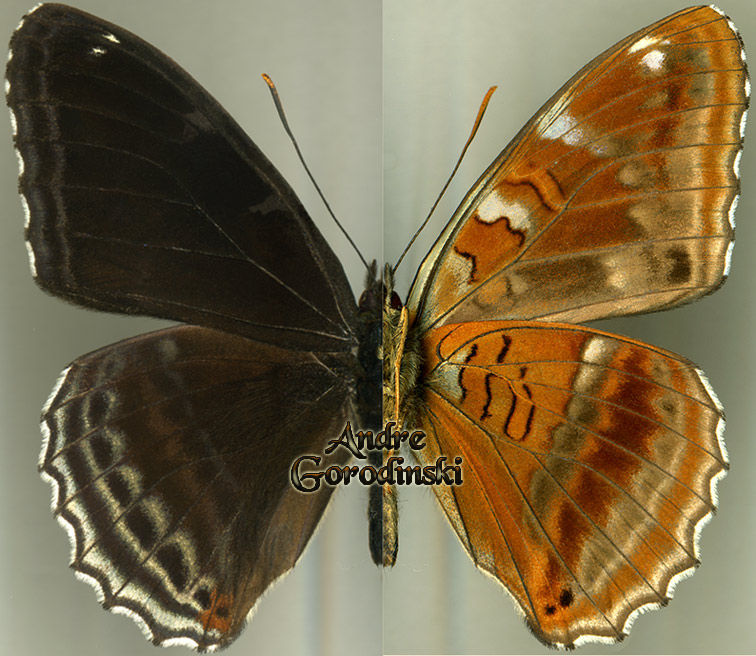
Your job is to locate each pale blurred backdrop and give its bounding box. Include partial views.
[1,1,754,656]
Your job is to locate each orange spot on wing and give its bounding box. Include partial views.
[197,589,234,634]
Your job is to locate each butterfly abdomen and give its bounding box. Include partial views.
[356,262,382,430]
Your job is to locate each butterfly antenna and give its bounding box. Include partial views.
[393,86,497,273]
[262,74,370,271]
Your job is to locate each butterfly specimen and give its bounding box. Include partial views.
[6,3,747,653]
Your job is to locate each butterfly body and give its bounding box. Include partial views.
[6,2,746,651]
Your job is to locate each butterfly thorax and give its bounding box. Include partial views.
[382,264,424,431]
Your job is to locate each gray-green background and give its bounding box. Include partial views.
[1,1,753,655]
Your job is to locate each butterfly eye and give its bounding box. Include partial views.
[358,287,378,312]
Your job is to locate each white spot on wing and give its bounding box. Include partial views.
[724,240,734,276]
[14,12,28,33]
[103,32,120,44]
[25,240,37,277]
[476,194,506,223]
[573,334,615,393]
[158,336,180,360]
[727,194,740,230]
[476,194,532,232]
[664,564,697,600]
[733,150,742,178]
[91,46,106,56]
[640,49,665,71]
[20,195,30,229]
[162,636,214,651]
[109,603,158,645]
[541,112,583,145]
[8,106,17,135]
[604,257,629,290]
[14,144,24,177]
[583,336,609,364]
[740,108,748,139]
[572,632,622,648]
[629,36,659,53]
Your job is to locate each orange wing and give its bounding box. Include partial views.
[413,321,726,647]
[387,5,745,648]
[407,6,747,334]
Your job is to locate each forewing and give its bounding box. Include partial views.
[7,4,357,352]
[40,325,355,650]
[413,321,726,647]
[408,6,748,334]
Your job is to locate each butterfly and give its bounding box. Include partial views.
[5,2,747,653]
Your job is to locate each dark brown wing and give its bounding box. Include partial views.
[40,325,357,650]
[6,4,379,650]
[7,3,357,352]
